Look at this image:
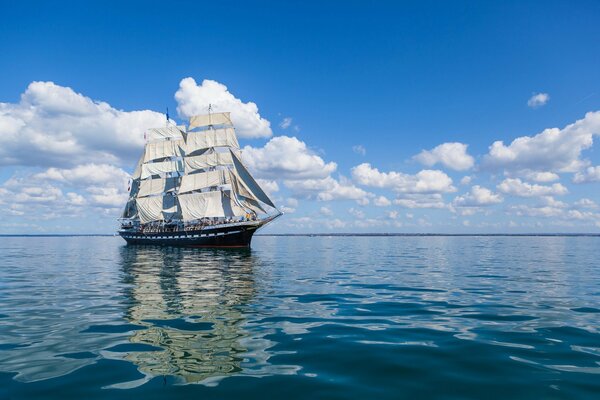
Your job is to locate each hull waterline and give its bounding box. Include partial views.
[118,220,271,248]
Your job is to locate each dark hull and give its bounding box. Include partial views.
[119,223,259,248]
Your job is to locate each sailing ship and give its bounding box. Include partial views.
[118,110,281,247]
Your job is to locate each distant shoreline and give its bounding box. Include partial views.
[1,233,599,238]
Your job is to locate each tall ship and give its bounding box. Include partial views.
[118,110,281,247]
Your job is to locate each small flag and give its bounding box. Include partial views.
[166,107,170,121]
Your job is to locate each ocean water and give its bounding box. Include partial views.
[0,236,599,399]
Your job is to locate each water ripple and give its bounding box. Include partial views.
[0,236,599,398]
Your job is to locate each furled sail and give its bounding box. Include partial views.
[188,112,232,130]
[230,150,276,208]
[141,160,184,180]
[138,177,179,198]
[144,139,184,162]
[178,170,228,194]
[183,128,239,155]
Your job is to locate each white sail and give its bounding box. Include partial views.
[183,128,239,155]
[146,126,185,142]
[144,139,184,162]
[131,153,144,180]
[240,197,266,214]
[230,150,276,208]
[222,190,249,217]
[229,169,258,202]
[184,152,233,173]
[188,112,232,130]
[178,170,228,194]
[178,191,226,220]
[136,196,164,224]
[141,160,184,179]
[138,177,179,198]
[122,111,279,225]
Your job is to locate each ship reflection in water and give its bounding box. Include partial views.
[107,246,294,388]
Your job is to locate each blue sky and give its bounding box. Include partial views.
[1,1,599,233]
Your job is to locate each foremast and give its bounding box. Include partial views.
[120,111,280,229]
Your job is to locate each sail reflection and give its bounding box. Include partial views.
[115,246,261,385]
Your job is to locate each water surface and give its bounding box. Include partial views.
[0,236,599,399]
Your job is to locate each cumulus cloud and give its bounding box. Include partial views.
[0,81,165,168]
[573,166,600,183]
[497,178,568,197]
[175,78,271,138]
[373,196,391,207]
[256,179,279,196]
[0,164,129,219]
[242,136,337,180]
[482,111,600,173]
[574,198,597,209]
[413,142,475,171]
[452,185,503,208]
[521,171,560,183]
[320,206,333,216]
[285,176,372,203]
[393,193,447,209]
[352,163,456,194]
[34,163,129,187]
[527,92,550,108]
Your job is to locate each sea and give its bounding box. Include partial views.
[0,235,599,399]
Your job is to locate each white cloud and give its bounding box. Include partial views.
[34,163,129,188]
[352,163,456,194]
[175,77,271,138]
[527,92,550,108]
[497,178,568,197]
[574,198,597,209]
[373,196,391,207]
[279,117,292,129]
[522,171,560,183]
[387,210,399,219]
[348,207,365,219]
[243,136,337,180]
[453,185,503,207]
[352,145,366,156]
[460,176,472,185]
[393,193,447,209]
[285,176,372,203]
[414,142,475,171]
[0,81,165,168]
[320,206,333,216]
[482,111,600,173]
[86,186,127,208]
[256,179,279,196]
[508,197,567,218]
[324,218,346,229]
[573,166,600,183]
